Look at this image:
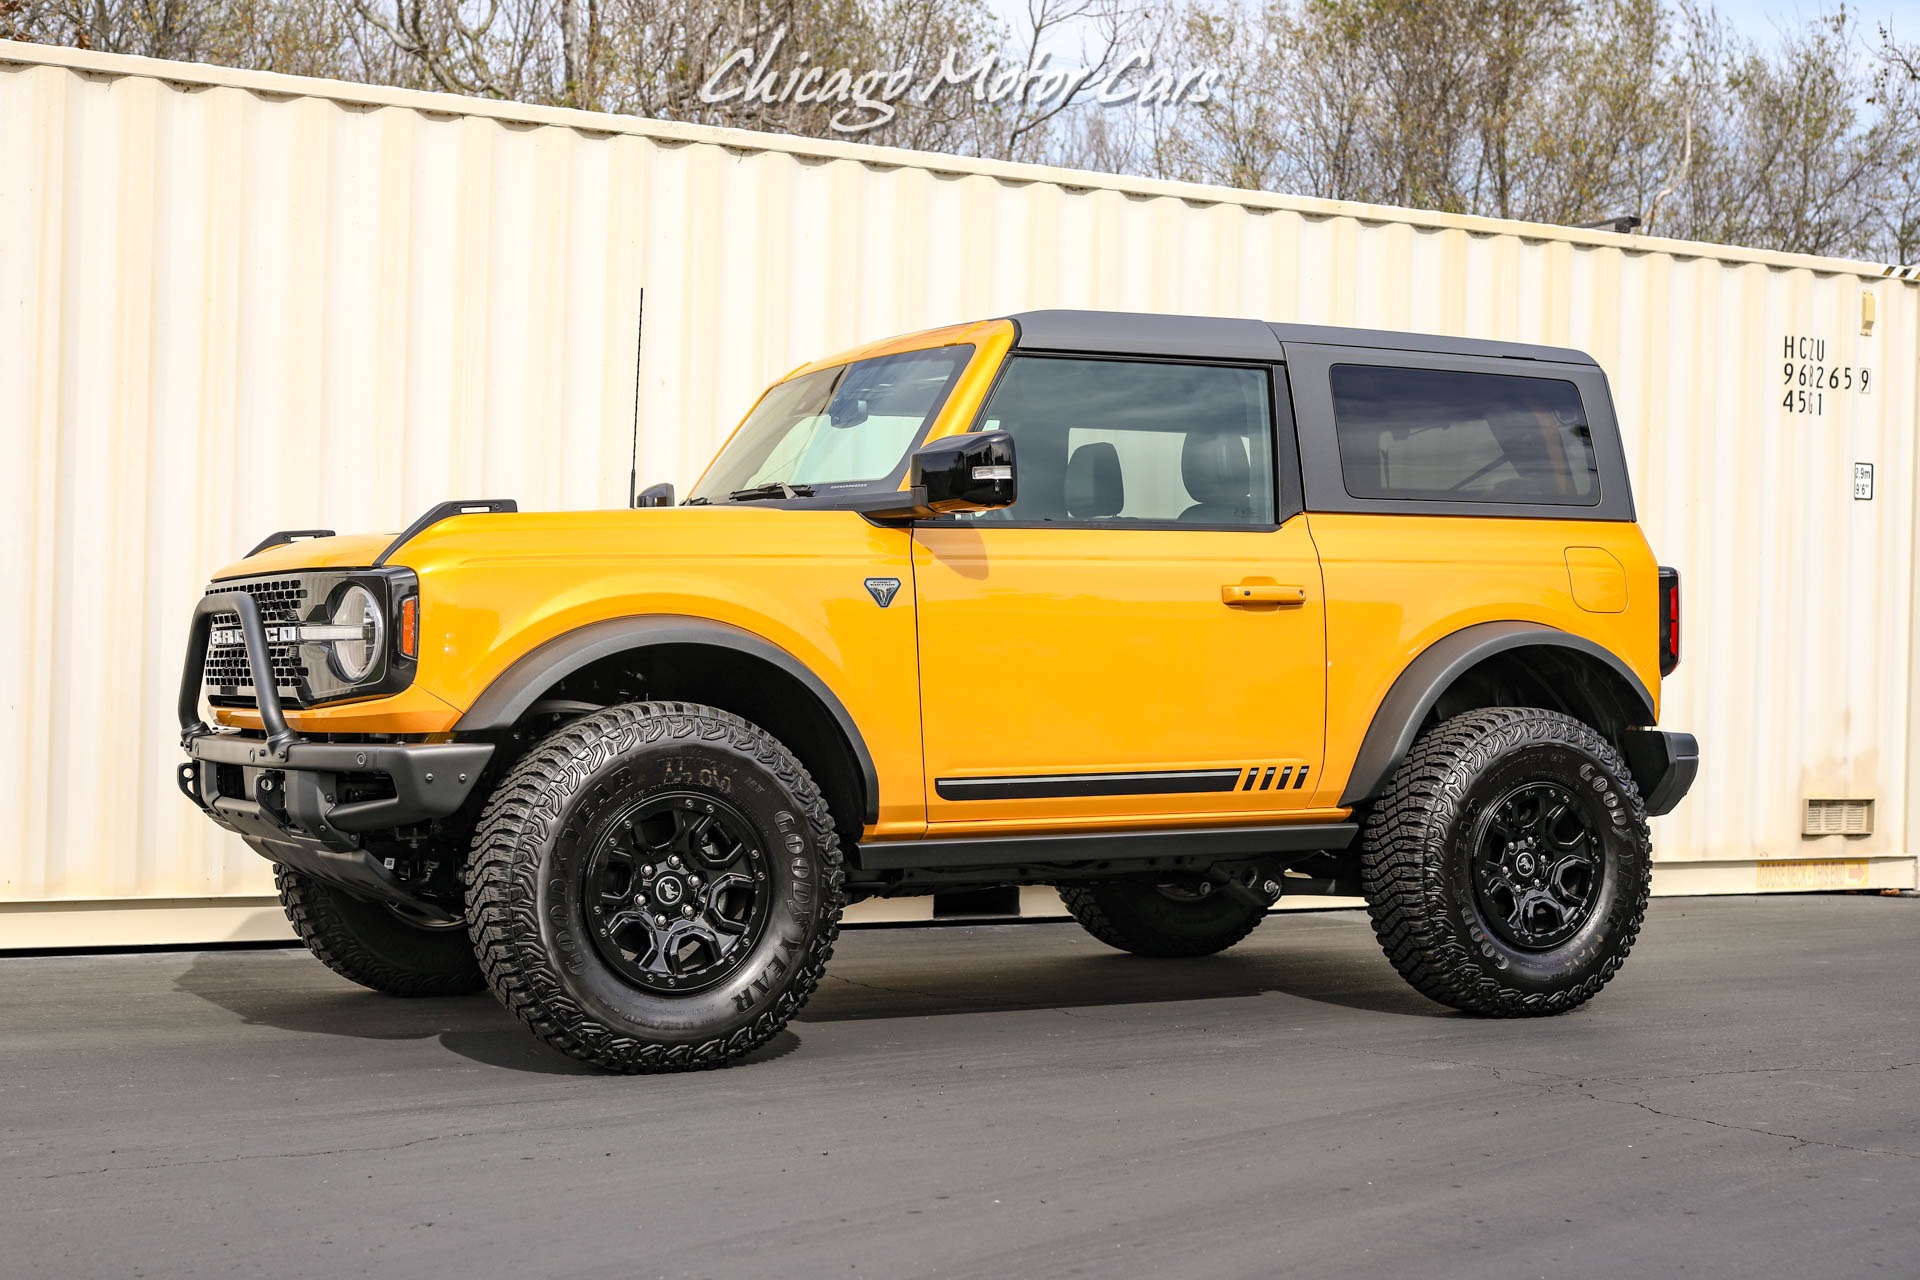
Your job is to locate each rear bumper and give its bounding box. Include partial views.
[1622,729,1698,817]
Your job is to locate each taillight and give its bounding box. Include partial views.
[399,595,419,660]
[1657,567,1680,676]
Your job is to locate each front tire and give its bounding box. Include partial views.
[1359,707,1652,1016]
[465,701,844,1073]
[275,866,486,997]
[1061,879,1269,957]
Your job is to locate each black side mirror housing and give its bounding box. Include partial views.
[911,431,1017,514]
[855,432,1017,522]
[635,482,675,508]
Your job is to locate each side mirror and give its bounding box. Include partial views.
[635,482,675,508]
[910,431,1017,514]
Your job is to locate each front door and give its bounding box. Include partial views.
[912,354,1327,830]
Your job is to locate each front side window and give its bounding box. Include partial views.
[691,346,973,502]
[1330,365,1599,505]
[969,357,1276,525]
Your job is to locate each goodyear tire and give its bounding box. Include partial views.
[1060,880,1268,957]
[1359,707,1652,1016]
[465,701,844,1073]
[275,865,486,997]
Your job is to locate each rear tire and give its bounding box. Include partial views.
[1061,880,1269,957]
[1359,707,1651,1016]
[275,866,486,997]
[465,701,844,1074]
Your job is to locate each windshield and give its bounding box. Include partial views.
[689,345,974,502]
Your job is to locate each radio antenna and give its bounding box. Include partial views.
[627,286,645,508]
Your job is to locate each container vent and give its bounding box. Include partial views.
[1802,798,1874,837]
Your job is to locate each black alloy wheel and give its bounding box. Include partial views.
[1469,780,1604,951]
[582,793,772,994]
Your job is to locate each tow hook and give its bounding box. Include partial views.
[256,770,289,819]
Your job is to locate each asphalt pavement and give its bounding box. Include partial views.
[2,895,1915,1278]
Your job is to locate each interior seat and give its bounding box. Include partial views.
[1065,442,1124,519]
[1180,430,1252,522]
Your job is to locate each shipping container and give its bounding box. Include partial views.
[2,40,1915,947]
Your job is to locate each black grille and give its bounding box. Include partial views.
[203,577,311,700]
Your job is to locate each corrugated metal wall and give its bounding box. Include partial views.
[3,41,1916,942]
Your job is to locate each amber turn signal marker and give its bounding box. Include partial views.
[399,596,418,659]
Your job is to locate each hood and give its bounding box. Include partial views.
[211,531,398,580]
[206,504,868,582]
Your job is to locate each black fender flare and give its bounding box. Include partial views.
[456,616,880,824]
[1339,621,1657,807]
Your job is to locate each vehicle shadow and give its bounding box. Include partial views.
[172,922,1444,1074]
[172,952,604,1074]
[801,922,1451,1022]
[175,952,813,1075]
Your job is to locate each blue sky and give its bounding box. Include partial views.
[1713,0,1919,44]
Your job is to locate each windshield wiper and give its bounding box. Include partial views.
[727,483,816,502]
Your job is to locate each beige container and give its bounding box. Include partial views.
[2,41,1915,946]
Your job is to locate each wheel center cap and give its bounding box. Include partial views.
[1514,851,1537,877]
[654,875,685,906]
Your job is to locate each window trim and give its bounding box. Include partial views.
[922,351,1304,531]
[1283,343,1636,522]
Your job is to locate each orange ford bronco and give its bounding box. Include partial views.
[179,310,1695,1072]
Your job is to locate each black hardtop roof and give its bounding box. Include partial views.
[1006,309,1596,366]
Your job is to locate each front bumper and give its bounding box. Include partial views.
[1621,728,1699,817]
[179,588,492,912]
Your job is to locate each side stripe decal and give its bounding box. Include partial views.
[936,764,1315,802]
[936,769,1243,802]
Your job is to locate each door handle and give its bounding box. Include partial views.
[1221,583,1307,607]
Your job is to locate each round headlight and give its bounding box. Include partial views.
[329,585,384,682]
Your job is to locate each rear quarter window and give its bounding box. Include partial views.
[1330,365,1599,506]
